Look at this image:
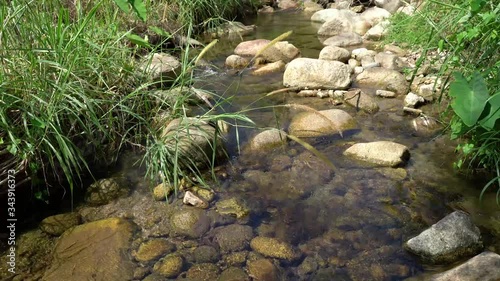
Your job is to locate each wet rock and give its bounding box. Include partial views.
[225,54,250,69]
[207,21,255,38]
[298,256,319,277]
[360,55,376,67]
[85,178,128,206]
[429,251,500,281]
[375,52,399,69]
[404,210,483,264]
[298,89,319,97]
[311,8,358,23]
[318,18,355,37]
[194,188,216,203]
[194,245,220,263]
[183,191,209,209]
[140,53,182,83]
[374,0,403,13]
[134,239,176,263]
[234,39,299,63]
[354,67,408,95]
[351,48,377,59]
[247,259,280,281]
[376,89,396,98]
[360,7,391,26]
[249,129,287,150]
[250,236,300,261]
[404,92,425,108]
[258,5,275,13]
[344,141,410,167]
[354,66,364,74]
[224,251,248,266]
[376,167,407,180]
[363,20,390,40]
[160,117,223,170]
[186,263,220,280]
[283,58,351,90]
[343,89,379,114]
[212,224,254,253]
[170,207,211,238]
[133,267,150,280]
[288,108,357,137]
[219,267,250,281]
[42,218,135,281]
[350,5,365,13]
[216,197,250,219]
[153,254,183,278]
[319,46,350,62]
[39,213,81,236]
[152,182,174,201]
[322,32,363,47]
[383,44,407,56]
[253,60,286,75]
[304,1,323,13]
[278,0,299,10]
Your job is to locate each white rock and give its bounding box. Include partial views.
[376,90,396,98]
[343,141,410,167]
[374,0,403,13]
[319,46,351,62]
[249,129,287,150]
[375,52,399,69]
[283,58,351,90]
[311,8,358,23]
[288,109,357,137]
[404,92,425,107]
[354,67,408,95]
[225,55,249,69]
[360,7,391,26]
[183,191,209,209]
[354,66,364,74]
[140,53,182,82]
[322,32,363,47]
[363,20,390,41]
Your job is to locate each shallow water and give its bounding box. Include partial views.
[191,11,500,280]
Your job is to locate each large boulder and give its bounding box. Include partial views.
[311,8,358,23]
[429,252,500,281]
[160,117,224,170]
[140,53,182,83]
[354,67,408,95]
[42,218,136,281]
[288,108,357,137]
[319,46,351,62]
[234,39,299,63]
[249,129,287,151]
[360,7,391,26]
[283,58,351,90]
[404,211,483,264]
[343,141,410,167]
[322,32,363,47]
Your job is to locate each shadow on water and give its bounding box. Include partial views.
[191,10,500,280]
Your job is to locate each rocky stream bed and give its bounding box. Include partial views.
[1,2,500,281]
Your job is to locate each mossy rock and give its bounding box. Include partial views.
[219,267,250,281]
[194,245,220,263]
[247,259,280,281]
[85,178,129,206]
[215,198,250,219]
[186,263,220,280]
[39,213,81,236]
[134,239,176,263]
[170,207,211,238]
[250,236,300,261]
[153,254,183,278]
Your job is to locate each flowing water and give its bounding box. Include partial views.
[190,11,500,280]
[2,10,499,281]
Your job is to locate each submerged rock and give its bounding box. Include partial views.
[404,210,483,264]
[250,236,300,261]
[134,239,176,263]
[247,259,280,281]
[234,39,299,63]
[216,197,250,219]
[343,141,410,167]
[186,263,220,280]
[283,58,351,90]
[42,218,136,281]
[39,213,81,236]
[153,254,183,278]
[429,251,500,281]
[170,207,211,238]
[343,89,380,114]
[194,245,220,263]
[208,21,255,38]
[219,267,250,281]
[152,182,174,201]
[225,54,250,69]
[85,178,128,206]
[288,108,357,137]
[212,224,254,253]
[183,191,209,209]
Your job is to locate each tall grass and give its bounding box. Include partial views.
[385,0,500,201]
[0,0,254,204]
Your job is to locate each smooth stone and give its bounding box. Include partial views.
[247,259,280,281]
[250,236,300,261]
[311,8,359,23]
[360,7,391,26]
[354,67,408,95]
[249,129,287,150]
[375,52,399,70]
[429,251,500,281]
[288,108,357,137]
[318,46,351,62]
[212,224,254,253]
[376,89,396,98]
[322,32,363,47]
[283,58,351,90]
[234,39,299,63]
[225,54,249,69]
[186,263,220,280]
[170,208,211,238]
[253,60,286,75]
[140,53,181,82]
[153,254,183,278]
[134,239,176,263]
[39,213,81,236]
[343,89,380,114]
[317,18,354,37]
[343,141,410,167]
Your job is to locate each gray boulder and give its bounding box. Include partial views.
[354,67,408,95]
[249,129,287,151]
[322,32,363,47]
[404,211,483,264]
[288,109,357,137]
[343,141,410,167]
[140,53,181,83]
[170,207,211,238]
[311,8,358,23]
[283,58,351,90]
[212,224,254,253]
[319,46,351,62]
[429,252,500,281]
[234,39,299,63]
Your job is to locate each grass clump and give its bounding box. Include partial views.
[0,0,253,205]
[385,0,500,201]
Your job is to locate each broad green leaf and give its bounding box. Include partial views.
[449,72,490,127]
[479,92,500,130]
[32,116,46,128]
[113,0,130,13]
[126,33,150,48]
[131,0,147,22]
[0,137,3,145]
[149,26,170,37]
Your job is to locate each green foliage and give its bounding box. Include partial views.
[386,0,500,200]
[113,0,147,21]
